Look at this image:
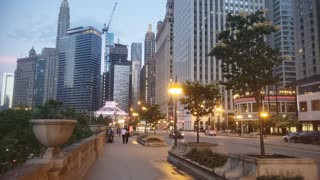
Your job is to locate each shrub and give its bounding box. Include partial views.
[184,148,228,168]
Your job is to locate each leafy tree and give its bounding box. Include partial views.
[140,104,166,129]
[269,114,299,134]
[209,11,281,156]
[32,99,64,119]
[179,81,220,143]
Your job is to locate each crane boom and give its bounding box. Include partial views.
[102,2,118,34]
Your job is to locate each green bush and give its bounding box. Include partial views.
[184,148,228,168]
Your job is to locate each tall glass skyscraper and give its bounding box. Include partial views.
[104,32,115,72]
[131,42,142,107]
[57,26,102,113]
[0,72,14,110]
[56,0,70,49]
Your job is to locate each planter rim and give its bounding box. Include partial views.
[30,119,77,125]
[229,153,317,163]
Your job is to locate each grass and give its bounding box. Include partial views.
[184,148,228,168]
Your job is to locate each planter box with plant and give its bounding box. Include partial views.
[30,100,77,158]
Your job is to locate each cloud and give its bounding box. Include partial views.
[0,56,17,73]
[7,22,56,45]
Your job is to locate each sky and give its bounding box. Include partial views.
[0,0,167,73]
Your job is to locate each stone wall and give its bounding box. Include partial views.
[1,131,106,180]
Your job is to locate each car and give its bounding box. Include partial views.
[205,129,217,136]
[283,132,301,142]
[289,131,320,144]
[169,130,184,139]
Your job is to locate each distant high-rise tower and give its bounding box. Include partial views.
[141,25,156,104]
[144,24,156,63]
[57,26,102,113]
[131,43,142,107]
[104,32,115,72]
[13,47,38,108]
[0,73,14,110]
[42,48,58,103]
[56,0,70,49]
[103,43,129,103]
[155,0,174,117]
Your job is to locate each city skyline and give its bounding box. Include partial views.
[0,0,167,73]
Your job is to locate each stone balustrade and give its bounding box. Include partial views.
[1,131,106,180]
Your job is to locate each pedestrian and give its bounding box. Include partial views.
[117,127,121,137]
[125,128,130,144]
[121,128,127,144]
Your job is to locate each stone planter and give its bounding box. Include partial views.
[30,119,77,158]
[89,125,102,133]
[215,154,319,180]
[172,142,217,156]
[136,134,166,147]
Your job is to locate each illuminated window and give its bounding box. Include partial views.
[299,101,307,112]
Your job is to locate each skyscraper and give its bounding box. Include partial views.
[141,25,156,104]
[266,0,296,90]
[294,0,320,130]
[104,32,115,72]
[174,0,265,129]
[103,43,128,103]
[56,0,70,49]
[155,0,174,117]
[113,62,131,112]
[0,73,14,110]
[33,57,46,107]
[13,47,38,108]
[144,25,156,63]
[42,48,58,103]
[131,43,142,107]
[57,26,102,113]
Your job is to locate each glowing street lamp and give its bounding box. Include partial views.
[169,76,182,147]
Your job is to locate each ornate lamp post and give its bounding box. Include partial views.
[168,76,182,147]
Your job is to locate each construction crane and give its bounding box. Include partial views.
[102,2,118,34]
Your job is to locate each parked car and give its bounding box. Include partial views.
[169,130,184,139]
[283,132,301,142]
[205,129,217,136]
[289,131,320,144]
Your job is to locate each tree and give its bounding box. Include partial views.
[209,11,281,156]
[270,114,299,134]
[140,104,166,130]
[179,81,221,143]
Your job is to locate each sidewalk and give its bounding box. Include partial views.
[85,135,193,180]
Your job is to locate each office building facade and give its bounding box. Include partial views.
[294,0,320,130]
[0,73,14,110]
[155,0,174,118]
[57,26,102,113]
[104,32,115,72]
[266,0,296,90]
[42,48,58,103]
[13,47,38,108]
[174,0,265,130]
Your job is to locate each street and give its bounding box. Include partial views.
[163,131,320,159]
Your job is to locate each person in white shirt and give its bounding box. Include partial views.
[121,128,127,144]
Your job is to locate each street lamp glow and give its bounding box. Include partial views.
[132,113,138,116]
[236,115,243,119]
[142,107,147,110]
[260,112,268,117]
[168,87,182,95]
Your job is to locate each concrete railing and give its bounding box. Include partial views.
[1,131,106,180]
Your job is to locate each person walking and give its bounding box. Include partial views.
[121,128,127,144]
[125,128,130,144]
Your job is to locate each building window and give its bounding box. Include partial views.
[299,101,307,112]
[311,100,320,111]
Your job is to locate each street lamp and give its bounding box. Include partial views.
[168,76,182,147]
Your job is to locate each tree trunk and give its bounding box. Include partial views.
[196,119,200,143]
[257,99,265,157]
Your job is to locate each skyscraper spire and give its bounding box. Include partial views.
[148,24,152,32]
[56,0,70,49]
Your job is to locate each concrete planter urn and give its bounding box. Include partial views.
[89,125,103,133]
[30,119,77,158]
[214,153,319,180]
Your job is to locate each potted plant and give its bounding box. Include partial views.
[30,100,77,158]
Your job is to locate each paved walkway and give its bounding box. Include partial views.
[85,135,193,180]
